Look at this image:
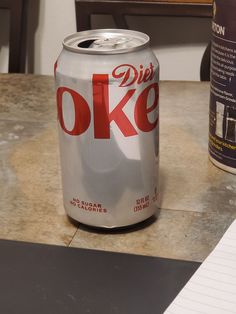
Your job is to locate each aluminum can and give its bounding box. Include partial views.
[209,0,236,174]
[55,29,159,228]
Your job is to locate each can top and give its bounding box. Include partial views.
[63,29,150,55]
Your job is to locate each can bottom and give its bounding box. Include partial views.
[66,209,158,230]
[209,155,236,175]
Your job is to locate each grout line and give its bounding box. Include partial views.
[67,227,79,247]
[159,206,203,214]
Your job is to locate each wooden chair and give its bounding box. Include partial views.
[75,0,213,31]
[0,0,28,73]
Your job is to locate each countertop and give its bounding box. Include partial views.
[0,74,235,262]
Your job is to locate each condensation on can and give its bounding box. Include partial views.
[55,29,160,228]
[209,0,236,174]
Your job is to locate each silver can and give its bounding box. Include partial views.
[55,29,159,228]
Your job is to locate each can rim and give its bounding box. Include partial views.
[63,29,150,55]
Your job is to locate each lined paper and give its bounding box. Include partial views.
[164,220,236,314]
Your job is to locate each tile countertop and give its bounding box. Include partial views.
[0,74,235,262]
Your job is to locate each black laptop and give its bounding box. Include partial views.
[0,239,199,314]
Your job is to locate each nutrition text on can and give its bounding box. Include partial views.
[55,29,159,228]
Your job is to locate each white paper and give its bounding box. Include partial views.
[164,220,236,314]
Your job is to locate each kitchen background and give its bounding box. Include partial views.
[0,0,212,80]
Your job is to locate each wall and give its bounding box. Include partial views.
[0,10,10,72]
[0,0,212,80]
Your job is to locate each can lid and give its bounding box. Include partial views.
[63,29,150,54]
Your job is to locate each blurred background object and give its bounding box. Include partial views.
[0,0,29,73]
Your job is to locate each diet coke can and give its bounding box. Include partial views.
[55,29,159,228]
